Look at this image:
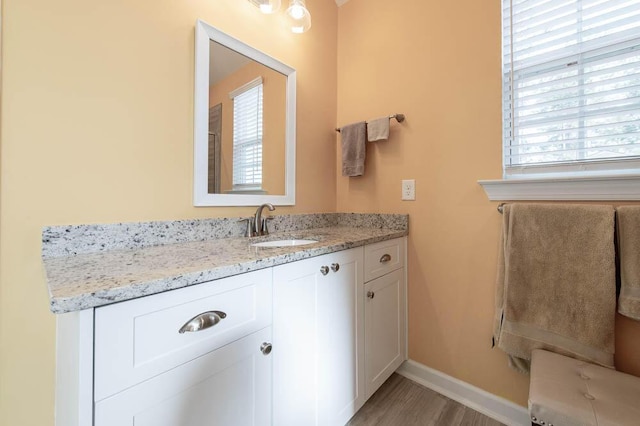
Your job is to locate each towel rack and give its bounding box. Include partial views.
[335,113,405,132]
[497,203,506,214]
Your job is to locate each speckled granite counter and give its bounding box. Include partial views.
[43,213,408,314]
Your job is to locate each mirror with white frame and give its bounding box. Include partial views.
[194,19,296,206]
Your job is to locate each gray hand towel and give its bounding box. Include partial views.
[341,122,367,177]
[617,206,640,321]
[494,203,616,373]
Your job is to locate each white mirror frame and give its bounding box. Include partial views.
[193,19,296,206]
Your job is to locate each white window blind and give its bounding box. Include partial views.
[503,0,640,177]
[231,78,263,188]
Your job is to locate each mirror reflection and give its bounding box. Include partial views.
[207,41,287,195]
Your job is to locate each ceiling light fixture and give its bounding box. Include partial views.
[248,0,311,33]
[285,0,312,34]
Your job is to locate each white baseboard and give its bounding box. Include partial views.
[396,360,530,426]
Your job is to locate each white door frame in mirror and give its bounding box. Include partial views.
[194,19,296,206]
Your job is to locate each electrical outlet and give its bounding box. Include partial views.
[402,179,415,201]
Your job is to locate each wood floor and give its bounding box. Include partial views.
[348,374,505,426]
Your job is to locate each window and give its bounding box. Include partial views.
[503,0,640,177]
[231,77,263,190]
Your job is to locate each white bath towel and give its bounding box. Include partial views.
[366,117,389,142]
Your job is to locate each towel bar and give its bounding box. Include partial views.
[335,113,405,132]
[497,203,506,214]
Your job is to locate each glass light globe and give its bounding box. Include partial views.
[286,0,311,33]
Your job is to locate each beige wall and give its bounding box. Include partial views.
[209,60,286,194]
[336,0,640,408]
[0,1,337,424]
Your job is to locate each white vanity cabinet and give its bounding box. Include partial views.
[55,236,407,426]
[363,238,407,399]
[272,247,366,426]
[57,268,274,426]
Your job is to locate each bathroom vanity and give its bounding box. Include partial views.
[39,18,411,426]
[45,213,407,426]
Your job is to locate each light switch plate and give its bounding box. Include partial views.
[402,179,415,200]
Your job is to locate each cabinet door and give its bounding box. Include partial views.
[94,327,272,426]
[364,268,406,399]
[273,247,365,426]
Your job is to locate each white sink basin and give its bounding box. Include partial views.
[251,239,318,248]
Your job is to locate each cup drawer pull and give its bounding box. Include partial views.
[178,310,227,334]
[379,254,392,263]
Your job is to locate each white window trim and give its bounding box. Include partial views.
[228,76,262,100]
[478,173,640,201]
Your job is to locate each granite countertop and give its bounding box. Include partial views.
[43,214,408,314]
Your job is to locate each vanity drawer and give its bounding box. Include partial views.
[94,268,272,401]
[364,237,405,282]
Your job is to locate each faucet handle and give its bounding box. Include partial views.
[238,218,256,237]
[261,217,274,235]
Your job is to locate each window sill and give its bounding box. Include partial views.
[224,189,267,195]
[478,174,640,201]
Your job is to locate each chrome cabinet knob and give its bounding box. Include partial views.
[367,291,375,299]
[320,266,329,275]
[260,342,272,355]
[178,310,227,334]
[331,263,340,272]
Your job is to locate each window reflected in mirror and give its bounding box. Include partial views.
[231,77,263,193]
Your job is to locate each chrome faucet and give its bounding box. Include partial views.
[254,203,275,236]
